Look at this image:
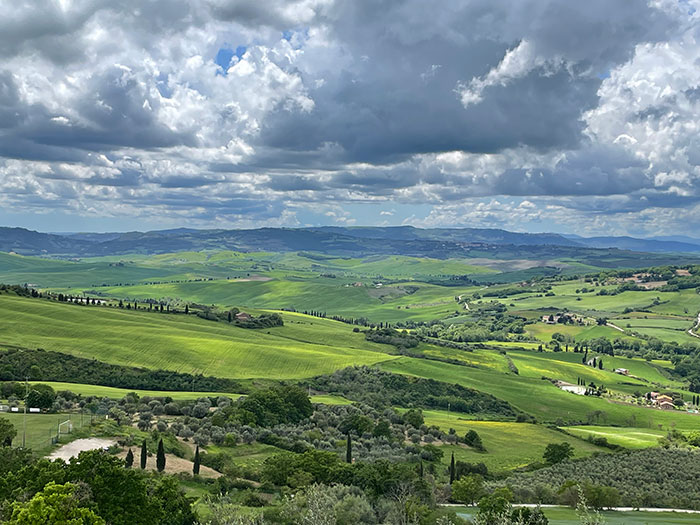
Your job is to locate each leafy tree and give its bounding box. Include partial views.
[464,429,485,451]
[51,450,196,524]
[451,474,484,505]
[124,449,133,469]
[156,438,166,472]
[7,481,105,525]
[475,487,513,522]
[231,385,312,427]
[403,408,424,429]
[0,416,17,446]
[108,407,128,426]
[543,442,575,465]
[140,440,147,470]
[372,419,392,439]
[25,384,56,410]
[339,414,374,436]
[193,445,200,476]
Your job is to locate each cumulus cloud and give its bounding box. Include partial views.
[0,0,698,235]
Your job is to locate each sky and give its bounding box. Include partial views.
[1,0,700,236]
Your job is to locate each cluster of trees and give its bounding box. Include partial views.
[497,447,700,509]
[0,348,241,393]
[478,285,551,299]
[0,448,195,524]
[416,304,527,343]
[307,367,519,418]
[223,385,313,427]
[0,284,40,298]
[364,327,420,349]
[232,313,284,329]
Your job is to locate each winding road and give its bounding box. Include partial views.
[688,312,700,339]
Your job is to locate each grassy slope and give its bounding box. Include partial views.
[564,425,667,449]
[421,409,605,471]
[22,381,349,405]
[27,382,243,400]
[0,294,396,379]
[380,357,700,430]
[60,278,477,322]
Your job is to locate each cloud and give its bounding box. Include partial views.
[0,0,698,235]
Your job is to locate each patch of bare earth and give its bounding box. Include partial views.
[116,449,221,478]
[47,438,117,461]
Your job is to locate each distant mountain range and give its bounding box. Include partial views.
[1,225,700,257]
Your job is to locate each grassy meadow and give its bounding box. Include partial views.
[0,294,396,379]
[1,248,700,490]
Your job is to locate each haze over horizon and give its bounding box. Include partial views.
[2,1,700,236]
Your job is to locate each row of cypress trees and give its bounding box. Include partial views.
[124,438,201,475]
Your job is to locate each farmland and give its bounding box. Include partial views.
[0,294,396,379]
[1,247,700,522]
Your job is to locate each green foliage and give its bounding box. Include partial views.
[403,409,424,429]
[228,385,312,427]
[543,442,574,465]
[365,327,420,349]
[464,429,485,451]
[140,440,147,470]
[124,449,133,469]
[7,481,105,525]
[309,366,519,417]
[339,414,374,436]
[25,384,56,410]
[0,417,17,447]
[501,448,700,509]
[0,347,241,392]
[193,445,200,476]
[452,474,484,505]
[156,438,166,472]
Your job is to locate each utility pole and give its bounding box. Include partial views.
[22,376,28,448]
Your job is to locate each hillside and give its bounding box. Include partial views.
[4,226,700,260]
[0,294,395,379]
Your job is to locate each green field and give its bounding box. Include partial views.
[26,382,244,400]
[0,295,396,379]
[525,322,639,343]
[564,425,667,449]
[0,412,88,453]
[57,278,477,322]
[381,357,700,430]
[421,410,605,471]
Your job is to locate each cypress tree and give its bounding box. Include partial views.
[346,433,352,463]
[185,304,189,315]
[598,359,603,370]
[140,439,147,469]
[156,438,166,472]
[193,445,200,476]
[125,448,134,468]
[449,452,455,484]
[419,459,424,479]
[228,312,232,323]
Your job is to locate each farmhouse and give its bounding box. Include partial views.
[235,312,252,321]
[614,368,630,375]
